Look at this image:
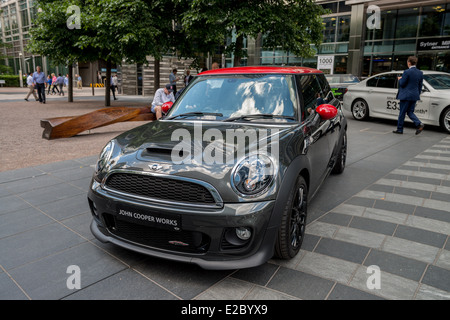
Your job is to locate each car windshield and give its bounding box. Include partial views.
[424,74,450,90]
[167,74,298,122]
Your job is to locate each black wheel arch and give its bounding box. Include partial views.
[267,156,311,229]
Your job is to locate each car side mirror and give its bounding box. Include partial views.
[316,104,338,120]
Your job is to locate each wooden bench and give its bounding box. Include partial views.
[40,106,155,140]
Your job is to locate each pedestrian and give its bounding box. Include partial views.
[393,56,425,135]
[211,62,220,70]
[32,66,46,104]
[184,70,193,87]
[57,73,64,96]
[151,84,175,120]
[51,73,60,95]
[112,73,118,94]
[24,72,38,101]
[64,74,69,87]
[169,68,179,95]
[110,74,118,100]
[77,74,82,89]
[46,75,52,94]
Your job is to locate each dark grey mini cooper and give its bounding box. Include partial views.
[88,66,347,270]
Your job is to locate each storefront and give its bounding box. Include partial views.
[224,0,450,78]
[347,0,450,77]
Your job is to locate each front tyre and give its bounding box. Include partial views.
[440,107,450,134]
[351,99,370,121]
[274,176,308,259]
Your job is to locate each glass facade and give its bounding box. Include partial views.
[0,0,66,75]
[363,3,450,76]
[253,1,450,77]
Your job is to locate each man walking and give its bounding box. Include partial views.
[32,66,46,104]
[24,72,38,101]
[57,73,65,96]
[393,56,425,135]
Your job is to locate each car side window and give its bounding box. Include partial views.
[316,74,333,101]
[376,74,398,89]
[367,76,378,87]
[297,74,323,121]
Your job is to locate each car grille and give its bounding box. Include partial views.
[104,213,210,254]
[104,173,216,205]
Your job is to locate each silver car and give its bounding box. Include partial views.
[343,71,450,133]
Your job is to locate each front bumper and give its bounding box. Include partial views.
[88,179,278,270]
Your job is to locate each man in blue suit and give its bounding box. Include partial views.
[393,56,425,135]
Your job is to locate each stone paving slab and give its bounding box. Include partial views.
[0,118,449,300]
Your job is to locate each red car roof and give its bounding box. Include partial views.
[198,66,322,75]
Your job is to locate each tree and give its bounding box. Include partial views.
[28,0,98,102]
[0,39,13,74]
[28,0,174,105]
[179,0,327,67]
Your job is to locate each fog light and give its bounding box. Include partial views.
[235,227,252,241]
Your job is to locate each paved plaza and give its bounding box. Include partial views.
[0,88,449,300]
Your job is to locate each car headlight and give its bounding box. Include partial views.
[95,140,115,174]
[231,154,275,197]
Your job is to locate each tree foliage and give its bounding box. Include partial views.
[28,0,176,104]
[179,0,327,66]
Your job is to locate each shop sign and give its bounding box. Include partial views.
[417,37,450,51]
[317,56,335,74]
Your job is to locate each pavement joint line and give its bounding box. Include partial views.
[59,267,129,300]
[11,192,137,270]
[414,266,431,300]
[0,172,48,185]
[250,281,301,300]
[264,264,282,287]
[131,267,183,301]
[191,269,240,300]
[0,264,32,300]
[241,283,257,300]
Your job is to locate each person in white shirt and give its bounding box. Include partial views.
[24,72,38,101]
[151,84,175,120]
[110,74,118,100]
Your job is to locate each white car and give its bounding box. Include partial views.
[343,71,450,133]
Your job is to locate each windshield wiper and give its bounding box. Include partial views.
[223,114,296,122]
[166,112,224,120]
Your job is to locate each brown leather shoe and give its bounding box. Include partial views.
[415,124,424,135]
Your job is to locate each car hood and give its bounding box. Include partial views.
[106,120,299,201]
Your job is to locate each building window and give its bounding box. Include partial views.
[337,15,350,42]
[444,4,450,36]
[419,5,447,37]
[395,7,419,39]
[322,17,337,43]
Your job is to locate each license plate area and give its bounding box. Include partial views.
[116,204,181,231]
